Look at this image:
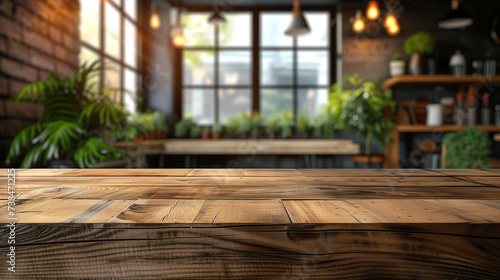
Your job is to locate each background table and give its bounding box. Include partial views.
[1,168,500,278]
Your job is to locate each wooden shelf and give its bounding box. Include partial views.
[397,125,500,133]
[384,75,500,88]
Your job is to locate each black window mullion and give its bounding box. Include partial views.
[293,36,298,123]
[214,24,220,125]
[252,10,259,113]
[99,0,105,91]
[119,0,125,105]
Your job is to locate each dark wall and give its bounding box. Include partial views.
[342,0,500,81]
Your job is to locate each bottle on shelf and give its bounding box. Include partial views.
[496,104,500,126]
[466,93,476,126]
[481,93,490,126]
[455,92,465,126]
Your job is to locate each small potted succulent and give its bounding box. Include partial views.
[211,124,222,139]
[201,127,211,139]
[389,52,405,77]
[404,31,436,75]
[225,116,240,138]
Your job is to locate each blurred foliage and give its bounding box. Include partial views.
[404,31,436,55]
[443,126,491,168]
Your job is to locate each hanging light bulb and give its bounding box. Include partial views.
[150,8,161,29]
[352,10,365,34]
[150,1,161,30]
[171,26,185,48]
[365,1,380,21]
[387,23,400,36]
[384,13,398,28]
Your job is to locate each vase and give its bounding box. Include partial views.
[389,60,405,76]
[409,53,423,75]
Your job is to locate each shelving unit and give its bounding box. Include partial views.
[384,75,500,168]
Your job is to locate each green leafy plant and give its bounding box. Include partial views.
[277,111,294,139]
[329,74,396,156]
[264,113,281,137]
[212,124,222,133]
[174,117,195,138]
[442,126,491,168]
[6,61,128,168]
[312,107,335,139]
[151,111,168,132]
[296,111,312,136]
[391,52,404,61]
[189,123,202,138]
[404,31,436,55]
[225,116,240,137]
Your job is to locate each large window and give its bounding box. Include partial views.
[79,0,140,114]
[181,10,331,124]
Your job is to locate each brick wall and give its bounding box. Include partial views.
[0,0,80,166]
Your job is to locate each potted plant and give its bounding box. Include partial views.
[249,112,263,139]
[312,107,335,139]
[174,117,193,138]
[329,74,396,167]
[6,61,128,168]
[212,124,222,139]
[190,123,202,139]
[296,111,312,138]
[404,31,436,75]
[201,127,211,139]
[150,111,168,139]
[389,52,405,77]
[442,126,491,168]
[235,112,251,138]
[225,117,239,138]
[278,111,294,139]
[264,113,281,139]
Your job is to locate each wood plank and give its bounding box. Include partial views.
[424,200,500,223]
[283,200,359,223]
[384,74,500,88]
[14,169,76,176]
[456,177,500,186]
[244,169,304,177]
[1,224,499,279]
[61,169,192,177]
[396,125,500,133]
[10,184,500,200]
[111,199,204,223]
[193,200,290,224]
[187,169,245,177]
[298,169,383,177]
[376,169,443,176]
[335,199,469,223]
[13,175,481,187]
[160,139,360,155]
[19,199,134,223]
[432,169,499,176]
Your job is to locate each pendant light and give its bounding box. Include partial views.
[365,1,380,21]
[352,10,366,34]
[438,0,473,29]
[384,12,400,36]
[149,0,161,30]
[284,0,310,37]
[208,5,226,26]
[170,7,185,48]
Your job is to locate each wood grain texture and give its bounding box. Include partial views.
[1,168,500,279]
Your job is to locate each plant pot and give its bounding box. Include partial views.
[409,53,423,75]
[212,131,222,139]
[389,60,405,76]
[201,130,211,140]
[352,154,385,168]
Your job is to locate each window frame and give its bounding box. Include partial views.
[79,0,142,111]
[175,5,337,125]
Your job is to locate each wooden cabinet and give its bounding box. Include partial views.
[383,75,500,168]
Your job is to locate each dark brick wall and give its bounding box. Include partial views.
[0,0,80,165]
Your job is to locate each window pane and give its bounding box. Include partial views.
[220,13,251,47]
[105,60,121,102]
[110,0,120,6]
[261,51,293,86]
[124,19,137,68]
[298,51,329,86]
[298,88,328,119]
[183,89,215,125]
[124,0,137,20]
[219,51,251,86]
[80,0,100,48]
[260,13,293,47]
[105,2,121,58]
[79,46,99,64]
[183,51,214,85]
[297,12,329,47]
[260,89,293,117]
[124,69,137,114]
[182,13,214,47]
[219,89,251,123]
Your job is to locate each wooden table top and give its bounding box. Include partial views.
[3,168,500,226]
